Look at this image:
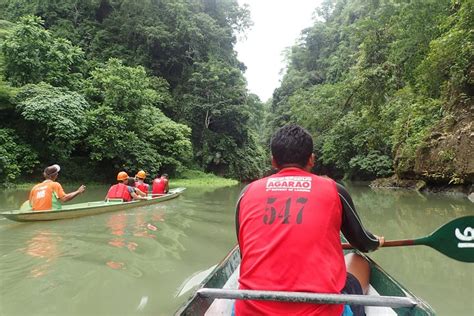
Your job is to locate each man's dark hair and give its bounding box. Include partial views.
[127,177,136,187]
[270,124,313,168]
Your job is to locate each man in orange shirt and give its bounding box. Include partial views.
[29,164,86,211]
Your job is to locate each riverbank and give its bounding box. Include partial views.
[168,170,239,188]
[370,175,473,200]
[2,170,238,190]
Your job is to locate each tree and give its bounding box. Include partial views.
[84,58,192,175]
[179,57,266,178]
[0,128,38,183]
[85,58,170,114]
[2,15,84,89]
[14,83,90,161]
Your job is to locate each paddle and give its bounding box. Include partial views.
[342,216,474,263]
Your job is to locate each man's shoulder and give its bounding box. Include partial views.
[238,177,266,197]
[31,181,44,189]
[313,174,337,184]
[247,176,271,187]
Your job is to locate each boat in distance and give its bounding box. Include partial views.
[1,187,185,222]
[176,244,435,316]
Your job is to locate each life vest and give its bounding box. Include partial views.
[107,183,132,202]
[135,182,149,194]
[235,167,345,315]
[152,178,167,194]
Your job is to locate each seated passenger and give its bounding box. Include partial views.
[127,177,147,198]
[235,125,384,316]
[106,172,147,202]
[29,164,86,211]
[152,173,169,194]
[135,170,149,194]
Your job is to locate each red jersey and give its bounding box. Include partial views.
[152,178,168,194]
[135,182,149,194]
[236,167,345,315]
[107,183,132,202]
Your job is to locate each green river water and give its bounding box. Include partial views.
[0,183,472,315]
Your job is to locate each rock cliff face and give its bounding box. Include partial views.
[413,100,473,185]
[375,92,473,193]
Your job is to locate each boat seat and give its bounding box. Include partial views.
[205,267,240,315]
[365,285,397,316]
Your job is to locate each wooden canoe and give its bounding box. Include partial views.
[0,187,185,222]
[175,245,435,315]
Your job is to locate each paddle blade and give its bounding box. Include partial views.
[420,216,474,263]
[20,200,32,211]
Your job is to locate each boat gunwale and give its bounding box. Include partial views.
[176,245,435,316]
[176,245,240,315]
[1,188,185,221]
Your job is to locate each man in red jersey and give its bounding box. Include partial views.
[152,173,169,194]
[235,124,384,316]
[107,172,147,202]
[135,170,149,194]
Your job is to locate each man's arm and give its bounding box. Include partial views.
[129,187,148,200]
[135,187,147,197]
[337,183,382,252]
[59,185,86,202]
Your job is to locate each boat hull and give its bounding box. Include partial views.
[1,188,185,222]
[176,245,435,316]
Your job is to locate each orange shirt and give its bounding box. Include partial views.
[29,180,66,211]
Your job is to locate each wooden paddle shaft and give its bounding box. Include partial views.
[342,239,415,249]
[197,288,418,308]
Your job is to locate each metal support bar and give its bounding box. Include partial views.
[197,288,418,308]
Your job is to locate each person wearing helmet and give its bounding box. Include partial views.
[106,172,147,202]
[126,177,147,198]
[152,173,169,195]
[135,170,149,195]
[29,164,86,211]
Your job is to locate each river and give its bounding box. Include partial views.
[0,183,472,315]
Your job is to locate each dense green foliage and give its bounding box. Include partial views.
[170,169,238,189]
[2,16,84,88]
[269,0,473,180]
[0,0,267,184]
[0,128,37,182]
[15,83,90,160]
[0,0,470,185]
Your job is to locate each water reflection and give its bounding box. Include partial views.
[23,230,61,278]
[104,210,171,270]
